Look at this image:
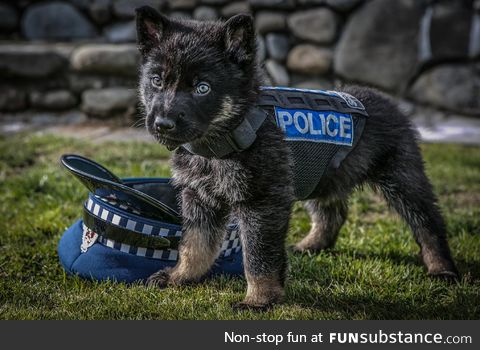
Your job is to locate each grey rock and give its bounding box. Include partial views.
[412,108,480,145]
[169,11,192,19]
[0,88,27,112]
[0,3,18,31]
[287,44,333,74]
[71,44,139,76]
[70,0,90,10]
[113,0,165,19]
[22,2,97,40]
[326,0,363,11]
[295,0,323,4]
[68,73,106,93]
[426,1,472,62]
[221,2,251,18]
[89,0,111,24]
[397,98,416,117]
[292,78,333,90]
[82,87,137,117]
[334,0,423,92]
[410,104,448,129]
[262,74,273,86]
[104,21,136,43]
[257,35,267,62]
[200,0,229,4]
[297,0,363,12]
[265,59,289,86]
[248,0,295,9]
[255,11,286,34]
[30,90,78,110]
[68,73,136,93]
[288,8,338,44]
[265,33,289,61]
[409,64,480,116]
[471,3,480,58]
[193,6,218,21]
[168,0,198,10]
[0,45,68,78]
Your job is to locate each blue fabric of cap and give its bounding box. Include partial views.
[58,172,244,283]
[58,218,244,283]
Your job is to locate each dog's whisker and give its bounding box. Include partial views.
[130,117,146,129]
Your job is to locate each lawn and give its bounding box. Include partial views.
[0,133,479,320]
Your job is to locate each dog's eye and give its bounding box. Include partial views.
[195,82,210,95]
[151,75,162,88]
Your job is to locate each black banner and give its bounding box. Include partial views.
[0,321,477,349]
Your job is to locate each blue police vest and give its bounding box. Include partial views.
[258,87,368,200]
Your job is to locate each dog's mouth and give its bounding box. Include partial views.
[146,121,207,149]
[152,133,184,148]
[150,129,205,149]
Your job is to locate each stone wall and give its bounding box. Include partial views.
[0,0,479,124]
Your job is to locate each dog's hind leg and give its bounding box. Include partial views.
[146,188,228,287]
[293,199,348,253]
[374,150,458,280]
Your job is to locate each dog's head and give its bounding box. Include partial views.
[136,6,258,148]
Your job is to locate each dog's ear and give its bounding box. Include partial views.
[135,6,169,56]
[224,14,255,65]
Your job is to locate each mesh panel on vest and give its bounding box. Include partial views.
[289,141,338,199]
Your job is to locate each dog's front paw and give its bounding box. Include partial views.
[428,270,460,283]
[233,301,272,312]
[233,288,284,312]
[146,269,172,288]
[291,243,324,254]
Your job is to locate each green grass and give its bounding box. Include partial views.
[0,133,479,319]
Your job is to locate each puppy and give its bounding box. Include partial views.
[135,6,458,309]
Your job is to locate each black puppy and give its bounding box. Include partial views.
[135,6,458,308]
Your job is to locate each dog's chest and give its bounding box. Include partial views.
[172,153,249,204]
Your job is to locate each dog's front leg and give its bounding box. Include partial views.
[234,200,292,309]
[147,188,228,288]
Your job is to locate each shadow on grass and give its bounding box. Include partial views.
[286,284,478,319]
[294,248,480,281]
[283,249,480,319]
[453,258,480,282]
[326,249,421,268]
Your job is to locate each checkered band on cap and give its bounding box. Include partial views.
[86,195,182,237]
[82,194,242,260]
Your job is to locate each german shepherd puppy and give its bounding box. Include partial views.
[135,6,458,309]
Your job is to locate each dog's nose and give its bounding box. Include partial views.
[154,117,175,132]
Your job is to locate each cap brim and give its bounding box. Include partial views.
[61,154,181,223]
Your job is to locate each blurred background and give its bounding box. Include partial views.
[0,0,479,142]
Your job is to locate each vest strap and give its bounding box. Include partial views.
[182,107,267,158]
